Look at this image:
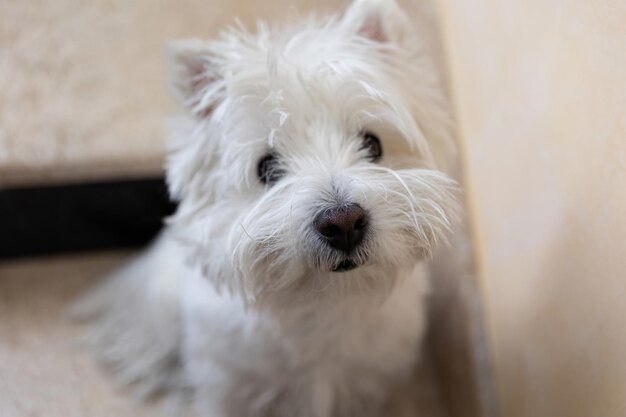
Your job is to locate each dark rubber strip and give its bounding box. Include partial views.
[0,178,177,259]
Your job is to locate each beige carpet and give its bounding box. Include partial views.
[0,251,161,417]
[0,0,441,187]
[0,251,448,417]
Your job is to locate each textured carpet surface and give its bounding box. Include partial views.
[0,251,160,417]
[0,0,440,187]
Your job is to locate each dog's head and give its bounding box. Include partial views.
[165,0,457,306]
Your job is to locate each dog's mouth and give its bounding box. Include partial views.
[331,259,359,272]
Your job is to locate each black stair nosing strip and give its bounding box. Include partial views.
[0,177,178,260]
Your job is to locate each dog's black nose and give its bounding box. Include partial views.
[314,203,367,254]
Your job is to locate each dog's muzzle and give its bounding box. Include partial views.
[314,203,368,271]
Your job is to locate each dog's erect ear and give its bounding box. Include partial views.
[166,40,223,117]
[342,0,410,45]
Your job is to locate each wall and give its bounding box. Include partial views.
[436,1,626,416]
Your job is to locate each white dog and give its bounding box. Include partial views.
[76,1,457,416]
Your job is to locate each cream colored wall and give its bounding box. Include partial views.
[437,1,626,416]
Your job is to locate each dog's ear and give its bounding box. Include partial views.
[166,40,223,117]
[342,0,410,45]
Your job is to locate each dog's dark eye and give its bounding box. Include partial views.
[257,153,285,185]
[360,131,382,162]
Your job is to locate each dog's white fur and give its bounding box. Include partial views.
[75,1,457,416]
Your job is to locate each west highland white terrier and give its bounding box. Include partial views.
[76,0,458,416]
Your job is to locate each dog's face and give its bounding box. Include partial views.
[166,0,457,306]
